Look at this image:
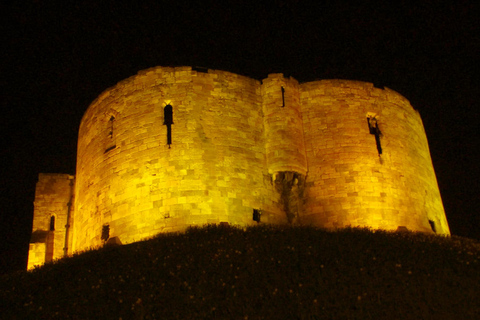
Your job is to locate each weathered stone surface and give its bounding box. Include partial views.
[28,66,450,269]
[27,173,74,269]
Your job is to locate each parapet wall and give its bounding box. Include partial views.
[29,66,449,266]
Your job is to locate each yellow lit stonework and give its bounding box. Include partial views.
[28,173,74,270]
[27,66,449,269]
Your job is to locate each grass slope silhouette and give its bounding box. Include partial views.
[1,224,479,319]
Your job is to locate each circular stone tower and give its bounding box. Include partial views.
[70,66,449,253]
[300,80,449,234]
[72,67,286,252]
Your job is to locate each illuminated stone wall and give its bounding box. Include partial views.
[262,74,307,175]
[300,80,449,233]
[72,67,285,252]
[28,66,450,267]
[27,173,74,269]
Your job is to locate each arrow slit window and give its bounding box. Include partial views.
[367,117,382,155]
[49,216,55,231]
[105,116,116,153]
[164,104,174,148]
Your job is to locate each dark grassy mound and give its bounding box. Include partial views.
[1,225,479,319]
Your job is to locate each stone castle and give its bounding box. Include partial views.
[28,66,450,269]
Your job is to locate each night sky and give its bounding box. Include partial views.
[2,0,479,274]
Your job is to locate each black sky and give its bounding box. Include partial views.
[1,0,479,274]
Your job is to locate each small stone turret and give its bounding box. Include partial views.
[261,74,307,175]
[262,74,307,223]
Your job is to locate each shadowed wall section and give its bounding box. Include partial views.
[28,66,449,268]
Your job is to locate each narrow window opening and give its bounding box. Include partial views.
[367,116,382,154]
[163,104,174,148]
[253,209,261,223]
[49,216,55,231]
[105,116,116,153]
[281,86,285,107]
[428,220,436,233]
[101,224,110,243]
